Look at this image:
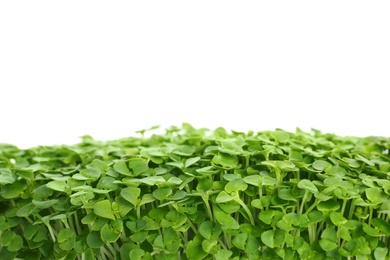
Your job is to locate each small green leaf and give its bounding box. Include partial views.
[243,175,262,186]
[374,247,388,260]
[216,191,235,203]
[321,227,337,243]
[298,179,318,193]
[232,233,248,250]
[225,178,248,193]
[185,157,201,168]
[0,181,26,199]
[319,239,337,252]
[113,161,131,176]
[80,167,101,180]
[153,187,172,200]
[366,188,387,204]
[259,210,276,225]
[199,221,214,240]
[0,168,16,184]
[312,160,331,171]
[128,158,148,176]
[212,152,238,169]
[271,130,290,143]
[317,199,340,212]
[57,228,75,243]
[371,218,390,235]
[90,159,109,171]
[186,240,208,260]
[93,200,115,220]
[101,223,121,242]
[46,180,67,192]
[329,212,347,225]
[8,235,23,252]
[86,231,104,248]
[261,230,285,248]
[129,248,145,260]
[213,205,239,230]
[214,249,233,260]
[0,230,15,246]
[120,187,141,206]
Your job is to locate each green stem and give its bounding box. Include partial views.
[348,201,356,220]
[305,200,318,215]
[341,199,347,216]
[235,197,255,225]
[74,213,82,235]
[299,191,309,215]
[44,222,57,242]
[106,242,117,257]
[202,195,213,221]
[136,203,141,219]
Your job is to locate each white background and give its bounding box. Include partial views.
[1,1,389,149]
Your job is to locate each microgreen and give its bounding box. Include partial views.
[1,124,390,259]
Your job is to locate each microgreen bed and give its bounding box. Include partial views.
[0,124,390,260]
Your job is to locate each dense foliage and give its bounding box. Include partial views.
[0,124,390,260]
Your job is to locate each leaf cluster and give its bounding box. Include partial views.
[0,125,390,259]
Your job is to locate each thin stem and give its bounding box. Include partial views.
[202,195,213,221]
[305,200,318,215]
[299,191,309,215]
[340,199,347,216]
[235,197,255,225]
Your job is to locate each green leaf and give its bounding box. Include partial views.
[32,199,58,209]
[90,159,109,171]
[374,247,388,260]
[319,239,337,252]
[0,168,16,184]
[0,181,26,199]
[128,158,148,176]
[80,167,101,180]
[366,188,387,204]
[186,240,208,260]
[113,160,131,176]
[225,178,248,193]
[8,235,23,252]
[213,204,240,230]
[86,231,104,248]
[46,180,67,192]
[371,218,390,235]
[0,230,15,246]
[101,223,121,242]
[319,227,338,252]
[185,157,201,168]
[261,230,285,248]
[232,233,247,250]
[212,152,238,169]
[317,199,340,212]
[321,227,337,243]
[329,212,347,225]
[243,175,262,186]
[57,228,75,243]
[278,188,297,201]
[97,176,119,190]
[297,179,318,193]
[199,221,214,240]
[120,187,141,206]
[312,160,331,171]
[129,248,145,260]
[271,130,290,143]
[216,191,235,203]
[259,210,277,225]
[153,187,172,200]
[214,249,233,260]
[93,200,115,220]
